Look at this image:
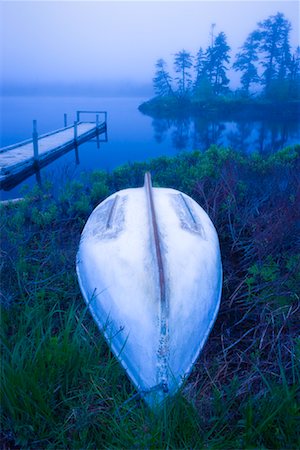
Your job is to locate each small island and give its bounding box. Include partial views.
[139,12,300,119]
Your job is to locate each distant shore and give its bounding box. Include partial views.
[139,96,300,119]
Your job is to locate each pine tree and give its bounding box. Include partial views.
[233,31,260,95]
[153,59,174,97]
[288,46,300,99]
[194,47,213,100]
[194,47,206,86]
[256,12,292,96]
[173,50,193,97]
[205,32,231,95]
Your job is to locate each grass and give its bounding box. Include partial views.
[1,145,299,448]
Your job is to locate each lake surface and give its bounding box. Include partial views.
[1,95,299,200]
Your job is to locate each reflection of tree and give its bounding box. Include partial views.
[255,121,291,154]
[227,122,253,152]
[256,122,268,153]
[270,122,289,152]
[193,118,225,150]
[149,114,300,154]
[286,120,300,141]
[152,118,171,143]
[151,117,191,149]
[171,118,191,150]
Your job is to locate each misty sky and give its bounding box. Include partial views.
[1,1,299,90]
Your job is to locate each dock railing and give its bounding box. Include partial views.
[0,110,108,161]
[76,110,107,124]
[0,110,108,189]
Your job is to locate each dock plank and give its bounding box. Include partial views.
[1,123,95,170]
[0,121,106,188]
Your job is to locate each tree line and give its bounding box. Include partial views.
[153,12,300,102]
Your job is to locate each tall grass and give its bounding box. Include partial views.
[1,145,299,448]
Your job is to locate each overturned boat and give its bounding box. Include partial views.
[76,173,222,408]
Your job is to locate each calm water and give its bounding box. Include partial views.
[1,95,299,200]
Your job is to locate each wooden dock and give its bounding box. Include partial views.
[0,110,107,190]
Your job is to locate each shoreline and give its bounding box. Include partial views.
[139,97,300,120]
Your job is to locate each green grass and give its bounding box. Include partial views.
[1,145,299,448]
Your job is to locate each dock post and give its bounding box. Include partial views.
[104,112,108,142]
[74,121,78,143]
[96,114,100,148]
[75,146,80,165]
[64,113,67,127]
[35,168,42,187]
[76,111,80,122]
[32,120,39,162]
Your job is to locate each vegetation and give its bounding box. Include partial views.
[1,145,300,448]
[140,12,300,117]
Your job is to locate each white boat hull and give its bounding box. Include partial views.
[76,174,222,408]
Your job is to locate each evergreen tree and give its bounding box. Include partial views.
[194,47,206,89]
[153,59,174,97]
[233,31,260,95]
[277,30,292,80]
[205,32,231,95]
[194,47,213,100]
[174,50,193,96]
[256,12,292,96]
[288,46,300,99]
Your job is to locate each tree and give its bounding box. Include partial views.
[194,47,206,89]
[153,59,174,97]
[256,12,292,96]
[288,46,300,99]
[193,75,214,101]
[205,31,231,95]
[173,50,193,96]
[193,47,214,100]
[233,31,260,95]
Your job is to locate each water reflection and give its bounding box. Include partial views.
[151,116,300,154]
[171,117,191,150]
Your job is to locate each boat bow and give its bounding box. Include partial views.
[76,173,222,408]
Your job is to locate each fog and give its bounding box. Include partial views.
[1,1,299,95]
